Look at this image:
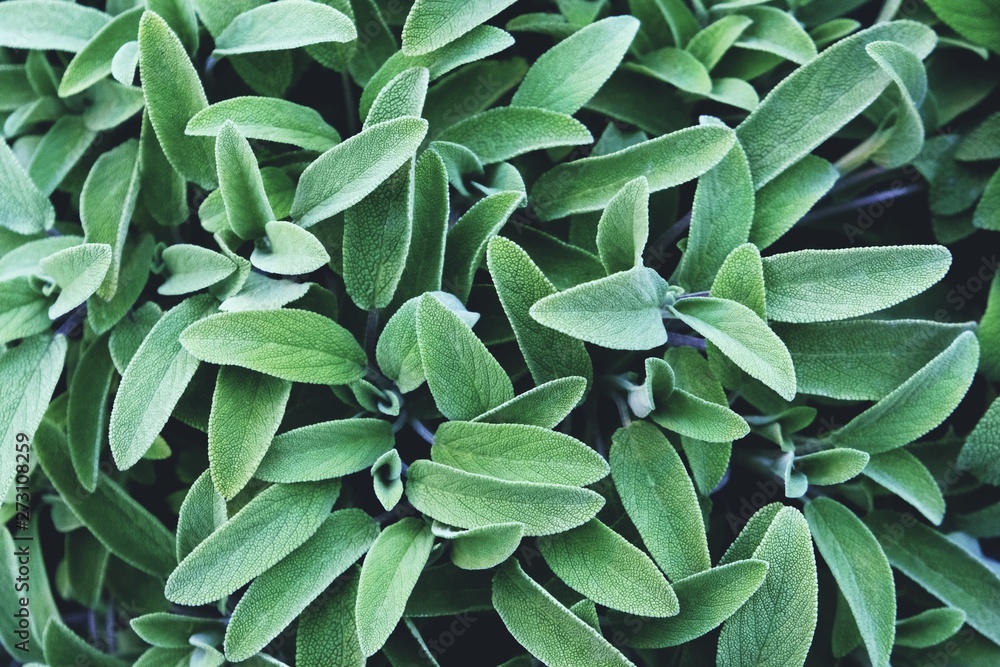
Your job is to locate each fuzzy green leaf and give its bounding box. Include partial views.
[622,560,770,648]
[225,509,378,661]
[66,336,115,492]
[472,376,586,428]
[958,395,1000,485]
[176,470,226,562]
[763,245,951,323]
[895,608,967,649]
[432,421,608,486]
[251,221,331,276]
[158,244,236,296]
[530,125,735,220]
[365,67,429,126]
[487,236,593,387]
[186,97,340,152]
[34,419,176,578]
[214,120,273,240]
[256,418,394,483]
[610,421,711,580]
[923,0,1000,55]
[291,117,427,227]
[439,107,592,164]
[492,560,636,667]
[212,0,355,57]
[864,449,945,525]
[406,460,604,536]
[0,137,55,234]
[402,0,517,56]
[165,480,340,606]
[530,266,670,350]
[539,519,679,617]
[736,21,937,186]
[749,155,838,249]
[356,517,434,656]
[179,309,366,385]
[40,242,113,319]
[670,296,796,400]
[417,294,514,420]
[866,510,1000,645]
[826,331,979,454]
[434,522,523,571]
[392,150,449,305]
[59,6,142,96]
[512,16,639,115]
[0,0,110,52]
[208,367,290,499]
[138,10,217,188]
[595,177,649,275]
[109,295,216,469]
[717,507,818,667]
[806,498,895,667]
[297,567,364,667]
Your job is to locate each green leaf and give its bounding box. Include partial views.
[625,47,712,94]
[343,161,414,309]
[179,309,366,385]
[165,480,340,606]
[109,295,216,469]
[530,125,735,220]
[112,41,139,86]
[176,470,226,562]
[392,150,449,306]
[0,0,110,52]
[673,124,754,292]
[442,190,522,302]
[805,498,895,667]
[158,244,236,296]
[433,522,523,571]
[530,267,670,350]
[108,301,162,374]
[651,387,751,443]
[621,560,770,648]
[251,221,331,276]
[361,25,513,118]
[256,418,394,483]
[80,139,141,300]
[670,296,796,400]
[595,176,648,275]
[297,567,364,667]
[401,0,517,56]
[139,10,216,188]
[686,15,753,70]
[867,40,928,169]
[866,511,1000,645]
[539,519,679,617]
[66,336,115,492]
[975,168,1000,232]
[372,449,404,511]
[864,449,945,526]
[44,618,127,667]
[433,421,608,486]
[212,0,355,57]
[763,245,951,323]
[736,20,937,187]
[439,107,592,164]
[717,507,818,667]
[749,155,839,249]
[487,236,593,387]
[131,613,223,649]
[472,376,586,427]
[735,6,816,64]
[492,560,636,667]
[610,421,711,580]
[826,331,979,454]
[776,319,974,401]
[513,15,638,115]
[785,449,869,497]
[364,66,429,126]
[416,294,514,420]
[214,120,273,241]
[59,6,142,96]
[0,279,51,345]
[406,460,604,536]
[0,137,55,234]
[923,0,1000,55]
[186,96,340,152]
[31,118,99,197]
[225,509,378,661]
[34,419,176,578]
[895,608,967,649]
[291,117,428,227]
[40,242,113,320]
[959,395,1000,485]
[207,367,290,499]
[356,517,434,656]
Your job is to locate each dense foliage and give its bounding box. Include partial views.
[1,0,1000,665]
